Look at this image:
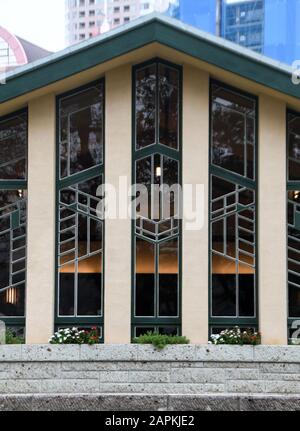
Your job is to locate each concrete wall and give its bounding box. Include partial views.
[0,345,299,411]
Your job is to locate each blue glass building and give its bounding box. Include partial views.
[169,0,300,65]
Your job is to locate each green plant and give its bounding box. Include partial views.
[209,327,261,346]
[133,332,190,350]
[49,327,100,345]
[5,330,25,345]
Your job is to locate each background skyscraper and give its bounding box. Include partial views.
[65,0,174,45]
[170,0,300,65]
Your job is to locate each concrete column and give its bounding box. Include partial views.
[26,94,56,344]
[259,94,287,345]
[182,65,209,344]
[104,65,132,343]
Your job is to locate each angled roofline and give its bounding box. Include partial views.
[0,13,299,104]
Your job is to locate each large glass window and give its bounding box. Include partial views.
[0,110,27,336]
[56,81,104,339]
[210,82,257,333]
[132,60,181,337]
[287,111,300,340]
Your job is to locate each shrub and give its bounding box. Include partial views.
[133,332,190,350]
[49,327,100,345]
[209,327,261,346]
[5,330,25,345]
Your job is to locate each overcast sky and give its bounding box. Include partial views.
[0,0,66,52]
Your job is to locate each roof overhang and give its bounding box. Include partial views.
[0,13,299,105]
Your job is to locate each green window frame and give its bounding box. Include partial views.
[209,80,258,335]
[0,108,28,337]
[287,109,300,340]
[131,58,182,338]
[55,79,105,341]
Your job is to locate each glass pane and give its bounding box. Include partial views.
[135,238,155,317]
[136,156,152,220]
[136,65,156,149]
[238,264,255,317]
[288,191,300,318]
[288,113,300,181]
[162,156,179,219]
[0,112,27,180]
[211,84,255,179]
[0,285,25,317]
[0,190,26,318]
[77,254,102,316]
[59,83,103,178]
[159,64,179,149]
[159,238,178,317]
[59,263,75,316]
[212,254,236,316]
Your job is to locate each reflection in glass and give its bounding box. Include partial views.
[288,113,300,181]
[135,238,155,317]
[211,83,256,179]
[211,175,256,318]
[58,176,103,317]
[0,112,27,180]
[287,191,300,318]
[0,190,26,318]
[59,84,103,178]
[136,65,156,149]
[159,239,178,317]
[159,64,179,149]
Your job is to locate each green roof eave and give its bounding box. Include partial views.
[0,14,299,104]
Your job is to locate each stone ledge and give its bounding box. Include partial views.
[0,344,300,363]
[0,394,299,411]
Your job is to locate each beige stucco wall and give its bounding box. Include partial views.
[26,94,56,344]
[182,65,209,343]
[104,65,132,343]
[258,94,287,345]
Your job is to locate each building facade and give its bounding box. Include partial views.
[0,14,299,345]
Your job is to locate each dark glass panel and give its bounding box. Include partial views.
[238,272,255,317]
[59,265,75,316]
[90,219,102,253]
[159,239,178,317]
[162,156,179,219]
[135,238,155,317]
[288,113,300,181]
[136,65,156,149]
[59,84,103,178]
[212,253,236,316]
[0,113,27,180]
[158,64,179,149]
[212,219,224,254]
[289,284,300,318]
[136,156,152,219]
[0,232,10,290]
[0,285,25,317]
[212,175,235,201]
[211,84,255,179]
[77,255,102,316]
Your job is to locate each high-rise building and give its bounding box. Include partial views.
[65,0,174,45]
[221,0,264,53]
[169,0,300,65]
